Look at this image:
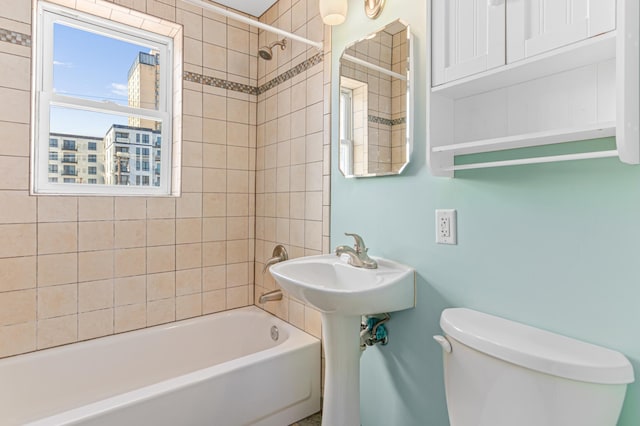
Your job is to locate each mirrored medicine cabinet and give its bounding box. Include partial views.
[338,19,413,178]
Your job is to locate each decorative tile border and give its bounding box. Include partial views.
[0,28,31,47]
[184,52,324,96]
[183,72,258,95]
[368,115,406,126]
[256,52,323,95]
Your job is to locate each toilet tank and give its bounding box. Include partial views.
[437,308,634,426]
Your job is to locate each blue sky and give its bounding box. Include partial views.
[51,23,152,137]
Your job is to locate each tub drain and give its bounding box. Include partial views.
[270,325,279,341]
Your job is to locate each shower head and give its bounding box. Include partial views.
[258,38,287,60]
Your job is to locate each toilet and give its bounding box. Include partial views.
[434,308,634,426]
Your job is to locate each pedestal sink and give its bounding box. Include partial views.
[269,254,415,426]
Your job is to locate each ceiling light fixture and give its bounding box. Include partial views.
[364,0,386,19]
[319,0,348,26]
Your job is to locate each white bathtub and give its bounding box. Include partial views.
[0,306,321,426]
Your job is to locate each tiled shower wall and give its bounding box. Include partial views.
[0,0,329,358]
[254,0,330,339]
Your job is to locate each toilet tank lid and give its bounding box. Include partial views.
[440,308,634,385]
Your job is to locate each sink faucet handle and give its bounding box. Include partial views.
[344,233,367,254]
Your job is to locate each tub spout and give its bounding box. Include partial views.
[259,289,283,304]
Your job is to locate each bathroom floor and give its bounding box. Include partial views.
[290,412,322,425]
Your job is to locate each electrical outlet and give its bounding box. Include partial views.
[436,209,457,245]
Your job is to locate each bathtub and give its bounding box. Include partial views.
[0,306,321,426]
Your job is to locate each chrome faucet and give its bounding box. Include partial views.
[262,244,288,273]
[335,233,378,269]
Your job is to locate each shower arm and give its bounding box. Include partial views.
[181,0,324,51]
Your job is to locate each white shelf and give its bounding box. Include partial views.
[432,32,616,100]
[446,150,619,172]
[432,122,616,156]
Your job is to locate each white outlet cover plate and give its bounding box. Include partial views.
[436,209,457,245]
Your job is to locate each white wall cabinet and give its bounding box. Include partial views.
[432,0,505,85]
[507,0,616,63]
[427,0,638,177]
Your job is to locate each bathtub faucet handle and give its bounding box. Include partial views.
[262,245,289,273]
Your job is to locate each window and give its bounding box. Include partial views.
[33,1,176,195]
[48,164,58,173]
[142,161,149,171]
[339,88,354,176]
[49,177,58,182]
[49,151,58,160]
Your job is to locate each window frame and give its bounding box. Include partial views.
[32,1,174,196]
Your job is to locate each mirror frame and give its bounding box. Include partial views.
[337,19,413,178]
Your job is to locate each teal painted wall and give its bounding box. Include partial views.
[331,2,640,425]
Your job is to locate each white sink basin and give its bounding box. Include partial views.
[270,253,415,426]
[269,254,415,315]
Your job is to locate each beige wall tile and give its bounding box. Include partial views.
[147,197,175,219]
[79,309,114,341]
[203,193,226,217]
[176,268,202,296]
[176,293,202,320]
[114,275,146,306]
[203,265,225,291]
[203,217,226,241]
[115,198,146,220]
[147,219,175,246]
[78,198,114,221]
[226,262,249,287]
[115,220,146,248]
[0,52,31,91]
[176,193,202,218]
[38,222,77,255]
[78,250,113,282]
[203,241,226,266]
[38,197,78,223]
[0,321,36,358]
[227,285,248,309]
[79,280,113,313]
[0,191,35,223]
[0,224,35,258]
[115,247,146,278]
[147,271,175,301]
[147,245,175,273]
[78,221,114,252]
[0,256,36,292]
[0,88,29,125]
[176,218,202,244]
[227,239,248,263]
[203,168,227,193]
[203,288,226,314]
[176,243,202,270]
[38,284,77,319]
[227,217,248,240]
[147,298,175,326]
[38,253,77,287]
[37,315,77,349]
[0,289,35,326]
[0,121,30,157]
[304,306,322,339]
[115,303,146,333]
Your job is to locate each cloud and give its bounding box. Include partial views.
[110,83,128,97]
[53,61,73,67]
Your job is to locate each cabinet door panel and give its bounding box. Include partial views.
[507,0,616,63]
[432,0,506,86]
